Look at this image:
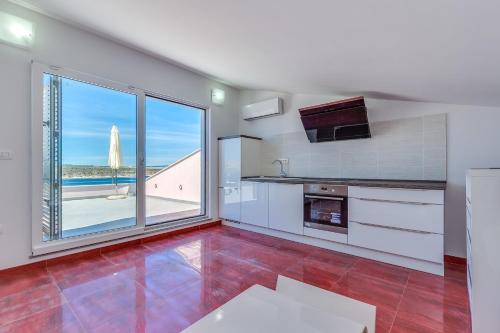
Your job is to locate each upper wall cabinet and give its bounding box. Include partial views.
[218,136,262,187]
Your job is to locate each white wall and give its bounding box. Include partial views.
[239,90,500,258]
[0,2,239,269]
[145,150,201,203]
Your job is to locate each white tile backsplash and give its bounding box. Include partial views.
[260,113,447,180]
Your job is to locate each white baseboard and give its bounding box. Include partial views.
[222,220,444,276]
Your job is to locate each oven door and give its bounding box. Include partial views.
[304,194,348,233]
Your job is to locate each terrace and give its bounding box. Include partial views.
[44,150,202,239]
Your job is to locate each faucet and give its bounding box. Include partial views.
[272,159,287,177]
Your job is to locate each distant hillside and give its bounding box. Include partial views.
[62,165,164,178]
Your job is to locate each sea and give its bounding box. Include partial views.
[62,177,137,186]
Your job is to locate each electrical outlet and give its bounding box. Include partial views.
[279,158,289,165]
[0,151,13,160]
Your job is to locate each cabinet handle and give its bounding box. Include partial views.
[351,221,436,234]
[305,195,344,201]
[355,197,437,206]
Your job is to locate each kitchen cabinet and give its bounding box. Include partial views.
[348,221,443,263]
[349,197,443,234]
[241,181,269,227]
[348,186,444,264]
[268,183,304,235]
[219,187,241,222]
[218,136,261,221]
[219,138,241,189]
[466,169,500,333]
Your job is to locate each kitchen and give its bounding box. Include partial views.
[218,96,446,275]
[2,1,500,332]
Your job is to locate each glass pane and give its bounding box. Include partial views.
[42,73,138,240]
[145,96,204,225]
[305,197,343,226]
[310,199,342,225]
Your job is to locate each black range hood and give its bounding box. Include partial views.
[299,96,371,143]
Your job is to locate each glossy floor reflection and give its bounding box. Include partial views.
[0,225,471,333]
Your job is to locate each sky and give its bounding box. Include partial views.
[48,74,202,167]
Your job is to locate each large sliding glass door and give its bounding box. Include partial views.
[32,63,207,254]
[42,73,139,241]
[145,96,205,225]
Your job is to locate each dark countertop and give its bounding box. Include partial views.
[218,135,262,141]
[241,176,446,190]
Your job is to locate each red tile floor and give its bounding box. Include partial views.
[0,225,471,333]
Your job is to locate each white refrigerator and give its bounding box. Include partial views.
[218,136,261,222]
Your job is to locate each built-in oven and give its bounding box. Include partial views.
[304,183,348,234]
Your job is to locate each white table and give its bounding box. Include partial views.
[182,285,367,333]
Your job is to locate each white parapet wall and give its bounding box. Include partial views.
[62,184,135,200]
[145,149,201,203]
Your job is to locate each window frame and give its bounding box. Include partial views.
[31,62,210,256]
[144,92,209,226]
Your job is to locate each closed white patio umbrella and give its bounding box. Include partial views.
[107,125,125,200]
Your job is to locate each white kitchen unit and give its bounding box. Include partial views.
[223,178,446,275]
[348,186,444,270]
[466,169,500,333]
[241,181,269,228]
[218,136,261,222]
[268,183,304,235]
[219,187,241,222]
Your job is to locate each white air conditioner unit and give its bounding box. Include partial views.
[242,97,283,121]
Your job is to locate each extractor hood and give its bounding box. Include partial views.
[299,96,371,143]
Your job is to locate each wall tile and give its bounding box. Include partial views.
[259,114,446,180]
[341,151,378,178]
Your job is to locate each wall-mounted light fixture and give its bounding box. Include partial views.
[0,11,34,48]
[211,88,225,105]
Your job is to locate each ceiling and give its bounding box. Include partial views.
[13,0,500,106]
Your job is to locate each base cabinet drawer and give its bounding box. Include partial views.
[304,227,347,244]
[348,221,443,263]
[349,197,443,234]
[349,186,444,204]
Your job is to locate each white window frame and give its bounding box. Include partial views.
[31,62,146,255]
[144,92,209,226]
[31,62,211,256]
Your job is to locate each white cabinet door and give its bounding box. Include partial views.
[218,138,241,187]
[241,138,261,177]
[219,187,240,221]
[349,197,444,234]
[349,186,444,204]
[348,221,444,263]
[269,183,303,235]
[241,181,269,227]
